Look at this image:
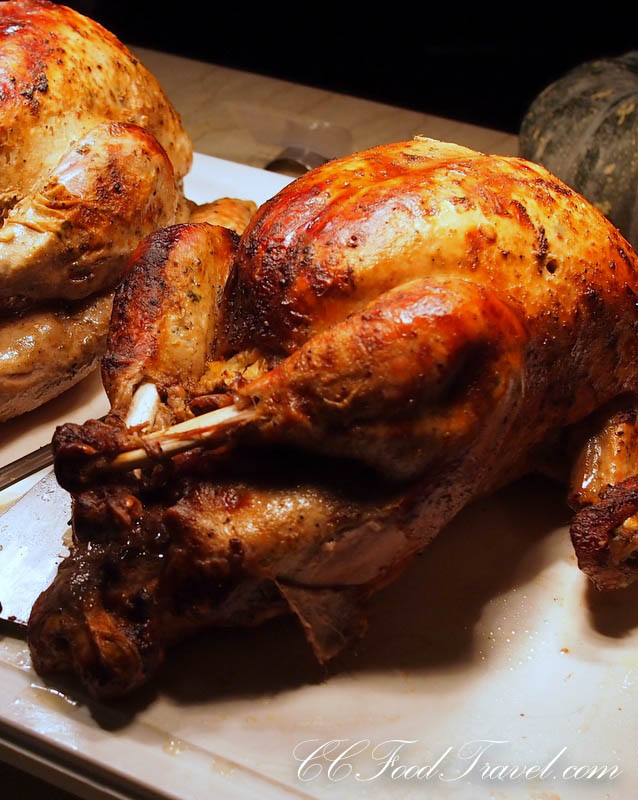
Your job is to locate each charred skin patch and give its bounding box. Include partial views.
[102,226,183,398]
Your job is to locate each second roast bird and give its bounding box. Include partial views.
[0,0,193,421]
[33,137,638,698]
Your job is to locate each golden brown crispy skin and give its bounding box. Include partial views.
[237,278,527,481]
[0,0,192,214]
[189,198,258,235]
[216,138,638,490]
[0,122,178,308]
[0,1,195,421]
[34,138,638,697]
[224,138,636,362]
[102,203,257,420]
[210,137,638,413]
[569,397,638,510]
[103,224,238,418]
[0,1,194,420]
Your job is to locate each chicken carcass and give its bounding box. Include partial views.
[30,137,638,698]
[0,0,193,420]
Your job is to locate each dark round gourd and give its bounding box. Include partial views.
[520,52,638,250]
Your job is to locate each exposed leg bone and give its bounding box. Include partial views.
[124,382,161,431]
[112,403,254,471]
[101,278,527,483]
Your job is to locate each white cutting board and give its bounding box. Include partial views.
[0,155,636,800]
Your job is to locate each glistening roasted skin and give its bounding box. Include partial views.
[0,204,245,422]
[0,0,193,418]
[222,137,638,497]
[569,396,638,589]
[224,138,637,360]
[103,223,238,419]
[0,0,191,212]
[189,198,258,235]
[32,138,638,697]
[0,122,179,308]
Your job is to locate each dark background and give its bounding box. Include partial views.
[62,3,638,135]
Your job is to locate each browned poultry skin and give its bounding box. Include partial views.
[219,138,638,493]
[225,138,636,361]
[237,277,527,481]
[0,0,193,419]
[569,397,638,510]
[103,223,238,418]
[0,122,179,307]
[30,454,388,696]
[568,396,638,589]
[31,138,638,697]
[0,0,191,212]
[0,202,248,422]
[189,198,258,235]
[0,291,112,421]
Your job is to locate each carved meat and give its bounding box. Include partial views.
[30,138,638,697]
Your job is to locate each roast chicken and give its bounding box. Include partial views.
[0,0,193,420]
[29,137,638,698]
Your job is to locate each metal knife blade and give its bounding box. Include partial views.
[0,441,54,493]
[0,412,109,493]
[0,470,70,626]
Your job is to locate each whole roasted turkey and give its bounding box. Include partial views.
[29,137,638,698]
[0,0,193,420]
